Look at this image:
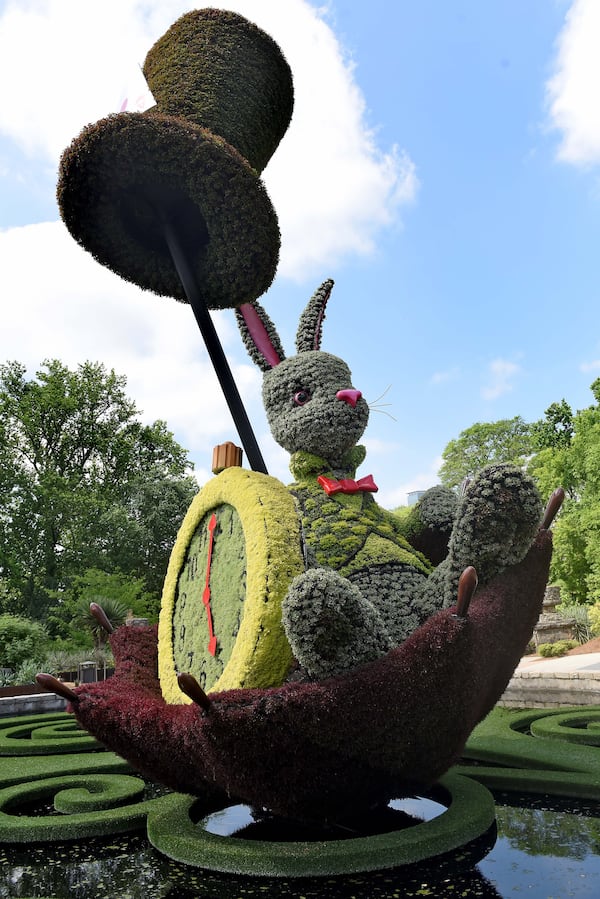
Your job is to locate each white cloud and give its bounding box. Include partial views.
[580,359,600,372]
[547,0,600,165]
[0,0,419,490]
[481,358,521,400]
[430,367,460,386]
[0,0,417,279]
[381,457,443,509]
[0,221,268,477]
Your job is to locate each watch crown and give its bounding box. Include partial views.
[212,442,243,473]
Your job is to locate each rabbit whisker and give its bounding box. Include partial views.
[369,406,398,422]
[367,385,396,420]
[369,384,392,406]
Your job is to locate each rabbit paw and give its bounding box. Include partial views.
[425,463,543,609]
[401,485,459,565]
[282,568,393,680]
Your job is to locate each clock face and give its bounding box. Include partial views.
[171,504,246,692]
[158,467,305,704]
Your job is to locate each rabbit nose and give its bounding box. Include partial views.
[336,389,362,408]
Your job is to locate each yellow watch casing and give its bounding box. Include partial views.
[158,467,304,703]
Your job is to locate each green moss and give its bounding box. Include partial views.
[0,774,164,842]
[460,705,600,795]
[171,503,246,692]
[57,9,293,307]
[290,456,432,578]
[58,115,279,307]
[144,9,293,173]
[146,773,495,876]
[0,713,100,756]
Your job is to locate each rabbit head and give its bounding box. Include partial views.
[236,280,369,466]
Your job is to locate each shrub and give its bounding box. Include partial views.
[11,659,40,685]
[0,614,49,669]
[588,602,600,637]
[558,603,592,644]
[537,640,577,657]
[0,658,44,687]
[43,648,87,678]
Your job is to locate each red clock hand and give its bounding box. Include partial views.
[202,513,218,656]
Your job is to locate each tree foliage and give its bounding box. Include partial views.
[48,568,155,646]
[0,614,49,669]
[527,383,600,604]
[438,381,600,605]
[530,399,574,451]
[0,360,197,623]
[438,417,533,489]
[437,384,600,605]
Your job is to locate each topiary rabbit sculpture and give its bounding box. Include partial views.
[237,279,543,681]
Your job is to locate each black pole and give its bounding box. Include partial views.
[162,218,268,475]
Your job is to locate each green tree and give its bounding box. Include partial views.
[48,568,156,645]
[72,596,129,650]
[438,416,533,489]
[529,381,600,604]
[530,399,574,451]
[0,614,49,669]
[0,360,197,622]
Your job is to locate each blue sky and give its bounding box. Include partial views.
[1,0,599,506]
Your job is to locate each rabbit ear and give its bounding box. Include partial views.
[236,301,286,372]
[295,279,334,353]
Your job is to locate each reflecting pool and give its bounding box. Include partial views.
[2,708,600,897]
[2,792,600,898]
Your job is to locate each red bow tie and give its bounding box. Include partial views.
[317,474,379,496]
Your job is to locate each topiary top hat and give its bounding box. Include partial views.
[57,8,293,309]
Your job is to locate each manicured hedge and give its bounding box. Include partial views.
[146,773,496,877]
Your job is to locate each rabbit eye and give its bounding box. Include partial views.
[293,389,311,406]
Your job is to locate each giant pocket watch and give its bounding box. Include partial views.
[158,462,304,704]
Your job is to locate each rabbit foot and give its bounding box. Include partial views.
[422,464,543,610]
[348,563,433,645]
[282,568,393,680]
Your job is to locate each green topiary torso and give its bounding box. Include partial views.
[288,449,432,579]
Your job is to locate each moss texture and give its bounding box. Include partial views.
[239,280,546,682]
[284,450,436,674]
[158,468,304,701]
[146,773,495,877]
[58,114,280,307]
[57,8,293,307]
[398,485,459,565]
[62,529,552,823]
[262,355,371,463]
[144,9,293,173]
[289,451,431,577]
